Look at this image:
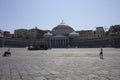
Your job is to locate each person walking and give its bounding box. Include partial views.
[99,48,103,59]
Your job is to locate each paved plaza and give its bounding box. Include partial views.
[0,48,120,80]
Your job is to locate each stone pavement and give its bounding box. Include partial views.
[0,48,120,80]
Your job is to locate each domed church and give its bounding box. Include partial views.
[44,21,79,48]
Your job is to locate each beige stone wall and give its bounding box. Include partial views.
[0,29,4,37]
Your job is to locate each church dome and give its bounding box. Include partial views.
[69,31,79,38]
[44,32,52,37]
[52,21,74,36]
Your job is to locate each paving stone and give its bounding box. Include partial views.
[44,67,59,75]
[100,77,109,80]
[1,64,11,80]
[10,64,22,80]
[88,74,99,80]
[0,48,120,80]
[34,76,46,80]
[55,78,61,80]
[16,64,33,80]
[0,69,2,80]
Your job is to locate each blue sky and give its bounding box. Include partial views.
[0,0,120,33]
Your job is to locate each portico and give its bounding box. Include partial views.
[51,35,69,48]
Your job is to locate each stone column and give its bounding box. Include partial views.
[61,40,62,48]
[62,40,65,47]
[51,40,52,48]
[65,39,66,48]
[54,39,57,48]
[58,40,59,48]
[56,40,58,48]
[60,40,61,48]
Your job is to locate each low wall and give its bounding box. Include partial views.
[0,38,44,47]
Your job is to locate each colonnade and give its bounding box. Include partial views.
[50,39,68,48]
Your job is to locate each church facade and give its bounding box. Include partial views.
[44,21,79,48]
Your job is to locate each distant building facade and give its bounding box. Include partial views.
[3,31,11,38]
[0,29,4,38]
[0,22,120,48]
[94,27,105,38]
[14,27,47,39]
[108,25,120,47]
[14,29,28,39]
[77,30,93,40]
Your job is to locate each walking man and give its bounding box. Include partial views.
[99,48,103,59]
